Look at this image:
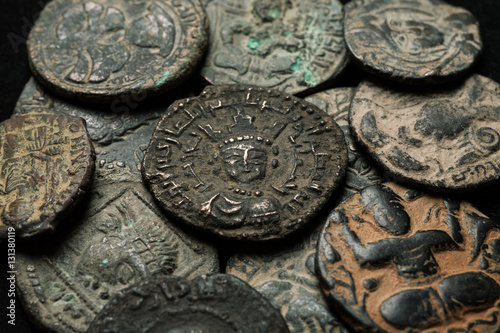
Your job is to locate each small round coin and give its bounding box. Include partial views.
[28,0,208,102]
[87,274,290,333]
[344,0,482,84]
[349,75,500,192]
[200,0,349,95]
[142,85,348,241]
[316,182,500,333]
[0,113,95,239]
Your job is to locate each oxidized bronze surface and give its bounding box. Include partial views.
[142,85,348,241]
[0,113,95,239]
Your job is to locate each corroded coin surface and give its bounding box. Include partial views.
[16,171,219,333]
[201,0,348,95]
[344,0,482,84]
[0,113,94,239]
[142,85,348,241]
[28,0,208,102]
[349,75,500,192]
[87,274,290,332]
[316,182,500,333]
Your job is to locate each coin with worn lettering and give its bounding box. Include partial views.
[28,0,208,102]
[16,170,219,333]
[344,0,482,84]
[87,274,290,332]
[316,182,500,333]
[0,113,94,239]
[142,85,348,241]
[349,75,500,192]
[200,0,349,95]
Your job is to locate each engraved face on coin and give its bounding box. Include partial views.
[201,0,348,95]
[28,0,208,102]
[316,182,500,333]
[349,75,500,192]
[0,113,94,239]
[87,274,290,333]
[344,0,482,83]
[142,85,348,241]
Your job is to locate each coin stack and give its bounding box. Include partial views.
[1,0,499,332]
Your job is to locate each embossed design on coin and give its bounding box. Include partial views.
[316,182,500,333]
[0,113,94,239]
[16,171,219,332]
[349,75,500,192]
[344,0,482,83]
[28,0,208,102]
[201,0,348,95]
[87,274,290,332]
[142,85,348,241]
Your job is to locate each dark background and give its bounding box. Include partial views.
[1,0,499,331]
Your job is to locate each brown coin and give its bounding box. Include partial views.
[142,85,348,241]
[28,0,208,102]
[200,0,349,95]
[349,75,500,192]
[344,0,482,84]
[316,182,500,333]
[0,113,95,239]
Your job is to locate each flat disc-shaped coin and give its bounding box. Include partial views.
[344,0,482,84]
[349,75,500,192]
[28,0,208,102]
[0,113,95,239]
[87,274,290,333]
[316,182,500,333]
[201,0,349,95]
[142,85,348,241]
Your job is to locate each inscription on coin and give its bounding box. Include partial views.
[316,182,500,332]
[344,0,482,83]
[0,113,94,239]
[142,85,348,241]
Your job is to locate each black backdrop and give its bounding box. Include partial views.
[1,0,499,332]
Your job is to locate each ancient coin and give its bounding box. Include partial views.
[16,170,219,333]
[0,113,94,239]
[344,0,482,84]
[142,85,348,241]
[87,274,290,332]
[28,0,208,102]
[349,75,500,192]
[200,0,349,95]
[316,182,500,333]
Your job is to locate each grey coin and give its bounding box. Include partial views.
[349,75,500,192]
[142,85,348,241]
[16,170,219,333]
[344,0,482,84]
[200,0,349,95]
[87,274,290,333]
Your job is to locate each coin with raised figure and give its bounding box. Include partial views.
[201,0,349,95]
[87,274,290,333]
[316,182,500,333]
[28,0,208,102]
[0,112,94,239]
[349,75,500,192]
[142,85,348,241]
[344,0,482,84]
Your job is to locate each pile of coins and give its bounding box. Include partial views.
[2,0,499,332]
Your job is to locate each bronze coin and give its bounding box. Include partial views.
[316,182,500,333]
[344,0,482,84]
[200,0,349,95]
[142,85,348,241]
[349,75,500,192]
[87,274,290,332]
[0,113,95,239]
[27,0,208,102]
[16,170,219,333]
